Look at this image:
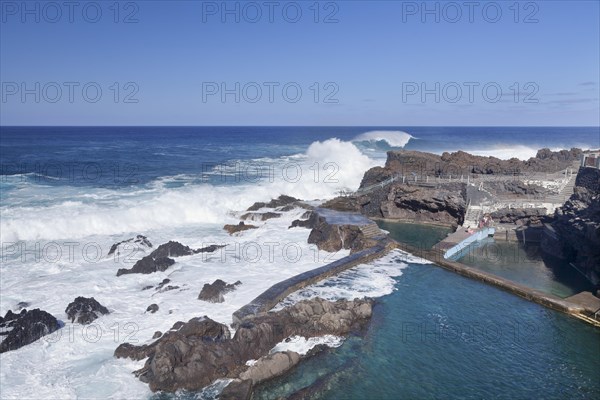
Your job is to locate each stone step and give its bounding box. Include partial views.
[360,224,383,238]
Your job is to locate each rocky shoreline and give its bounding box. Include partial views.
[115,297,373,395]
[1,147,598,399]
[542,167,600,289]
[322,148,599,291]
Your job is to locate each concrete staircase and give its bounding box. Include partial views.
[463,206,482,228]
[360,223,385,238]
[545,172,577,204]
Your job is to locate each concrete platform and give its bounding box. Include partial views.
[434,228,474,251]
[395,241,600,328]
[232,238,396,327]
[314,207,374,226]
[565,292,600,316]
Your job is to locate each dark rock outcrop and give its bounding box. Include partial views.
[485,180,549,198]
[320,197,361,212]
[379,148,582,180]
[108,235,153,256]
[116,298,373,393]
[289,211,318,229]
[197,244,227,253]
[198,280,241,303]
[491,207,550,225]
[152,331,162,339]
[117,255,175,277]
[550,167,600,288]
[65,297,109,324]
[246,195,299,211]
[307,214,374,253]
[146,304,159,313]
[149,241,195,258]
[224,222,258,235]
[0,309,60,353]
[239,350,301,385]
[349,148,581,225]
[117,241,223,277]
[380,183,466,226]
[153,278,180,293]
[220,379,252,400]
[240,212,281,221]
[148,241,225,258]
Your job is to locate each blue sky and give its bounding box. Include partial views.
[1,0,599,126]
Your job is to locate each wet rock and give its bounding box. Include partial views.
[0,308,60,353]
[239,351,301,385]
[149,241,225,257]
[116,298,373,393]
[117,241,223,277]
[154,278,180,293]
[149,241,194,258]
[304,343,330,358]
[240,212,281,221]
[108,235,153,256]
[289,211,317,229]
[306,214,374,253]
[224,222,258,235]
[156,278,170,288]
[0,309,24,326]
[146,304,159,314]
[198,280,242,303]
[115,316,231,363]
[219,379,252,400]
[158,285,180,293]
[65,297,109,324]
[114,342,157,361]
[196,244,226,253]
[116,256,175,277]
[247,195,299,211]
[277,204,296,212]
[170,321,185,331]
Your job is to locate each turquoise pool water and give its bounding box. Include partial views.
[255,263,600,399]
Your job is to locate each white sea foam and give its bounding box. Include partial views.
[269,335,345,356]
[0,207,350,399]
[0,137,404,399]
[272,249,428,311]
[353,130,414,148]
[0,139,383,242]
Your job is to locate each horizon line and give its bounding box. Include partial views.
[2,125,600,128]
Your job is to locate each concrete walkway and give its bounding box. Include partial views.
[232,239,395,327]
[395,242,600,328]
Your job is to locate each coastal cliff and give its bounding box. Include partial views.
[546,167,600,289]
[324,148,580,227]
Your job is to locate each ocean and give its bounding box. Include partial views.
[0,126,599,399]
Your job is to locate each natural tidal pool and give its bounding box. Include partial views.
[375,220,453,249]
[457,241,594,298]
[255,263,600,399]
